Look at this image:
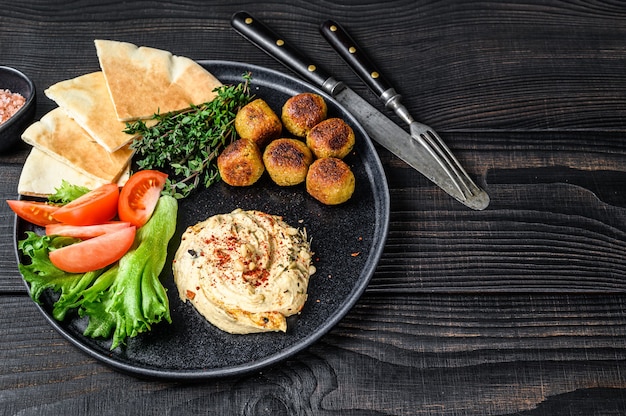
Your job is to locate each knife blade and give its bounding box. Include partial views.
[230,11,489,210]
[320,20,489,211]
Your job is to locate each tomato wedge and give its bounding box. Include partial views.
[46,221,131,239]
[7,200,60,227]
[118,170,168,227]
[52,183,120,226]
[49,226,136,273]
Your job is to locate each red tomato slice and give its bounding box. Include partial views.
[46,221,131,239]
[52,183,120,226]
[118,170,168,227]
[7,200,60,227]
[49,226,136,273]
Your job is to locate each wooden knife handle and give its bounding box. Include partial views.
[320,20,393,98]
[231,11,339,94]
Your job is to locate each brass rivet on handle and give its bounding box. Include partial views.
[371,72,379,79]
[308,65,317,72]
[276,39,284,46]
[330,25,337,31]
[349,46,356,54]
[245,17,253,24]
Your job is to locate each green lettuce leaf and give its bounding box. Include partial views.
[17,195,178,350]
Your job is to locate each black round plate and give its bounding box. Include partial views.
[14,60,390,379]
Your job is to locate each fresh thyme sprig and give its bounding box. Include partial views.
[124,73,253,199]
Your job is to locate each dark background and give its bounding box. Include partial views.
[2,1,626,415]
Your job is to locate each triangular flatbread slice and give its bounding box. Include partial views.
[21,108,133,183]
[94,39,222,121]
[44,72,136,152]
[18,148,130,197]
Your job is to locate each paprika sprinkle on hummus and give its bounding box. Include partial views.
[0,89,26,124]
[173,208,316,334]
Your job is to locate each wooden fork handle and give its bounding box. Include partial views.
[320,20,393,98]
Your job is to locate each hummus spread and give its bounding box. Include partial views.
[173,209,316,334]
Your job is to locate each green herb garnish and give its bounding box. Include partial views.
[124,73,254,199]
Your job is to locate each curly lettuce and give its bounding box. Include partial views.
[18,195,178,349]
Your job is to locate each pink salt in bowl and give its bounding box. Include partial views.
[0,66,36,153]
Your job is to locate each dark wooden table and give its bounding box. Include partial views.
[3,1,626,414]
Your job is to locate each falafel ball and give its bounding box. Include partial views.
[234,99,282,148]
[306,117,355,159]
[217,138,265,187]
[306,157,355,205]
[281,93,327,137]
[263,138,314,186]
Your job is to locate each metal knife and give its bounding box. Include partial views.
[320,20,489,210]
[231,11,489,210]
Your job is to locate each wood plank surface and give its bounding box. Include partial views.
[7,139,626,293]
[3,294,626,415]
[2,0,626,415]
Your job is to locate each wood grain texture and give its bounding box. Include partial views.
[4,147,626,294]
[3,294,626,415]
[2,0,626,415]
[0,162,23,293]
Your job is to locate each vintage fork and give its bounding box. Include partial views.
[320,20,489,210]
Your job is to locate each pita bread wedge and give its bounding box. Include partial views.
[18,148,130,197]
[21,108,133,183]
[94,39,222,121]
[44,72,136,152]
